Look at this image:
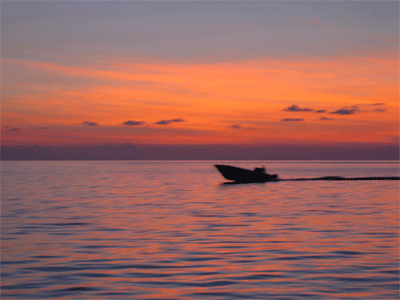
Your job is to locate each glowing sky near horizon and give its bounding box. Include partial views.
[2,1,399,146]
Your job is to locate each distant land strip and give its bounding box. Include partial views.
[1,143,399,160]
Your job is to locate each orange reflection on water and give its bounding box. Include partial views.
[2,162,398,299]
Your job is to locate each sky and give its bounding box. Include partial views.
[2,1,399,149]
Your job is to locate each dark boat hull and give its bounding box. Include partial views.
[214,164,278,183]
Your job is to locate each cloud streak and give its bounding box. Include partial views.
[369,103,386,113]
[331,106,359,115]
[284,105,313,112]
[155,118,184,125]
[281,118,304,122]
[123,120,145,126]
[82,121,99,126]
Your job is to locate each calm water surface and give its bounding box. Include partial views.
[1,161,399,299]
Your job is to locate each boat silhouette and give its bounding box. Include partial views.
[214,164,279,183]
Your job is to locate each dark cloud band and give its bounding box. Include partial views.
[82,121,99,126]
[331,106,359,115]
[155,118,184,125]
[284,105,313,112]
[282,118,304,122]
[124,120,144,126]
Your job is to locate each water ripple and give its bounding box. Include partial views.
[2,161,399,299]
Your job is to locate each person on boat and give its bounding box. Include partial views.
[254,166,266,174]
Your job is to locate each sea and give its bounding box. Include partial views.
[1,160,399,299]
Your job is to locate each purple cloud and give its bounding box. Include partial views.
[9,127,19,132]
[320,116,334,120]
[230,124,241,129]
[156,120,171,125]
[368,102,386,112]
[82,121,99,126]
[155,118,185,125]
[124,120,144,126]
[316,109,327,113]
[331,106,359,115]
[284,105,313,112]
[282,118,304,122]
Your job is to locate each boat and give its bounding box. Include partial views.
[214,164,279,183]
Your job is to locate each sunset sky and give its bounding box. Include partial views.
[2,1,399,148]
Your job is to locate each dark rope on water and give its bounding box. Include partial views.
[221,176,400,185]
[280,176,400,181]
